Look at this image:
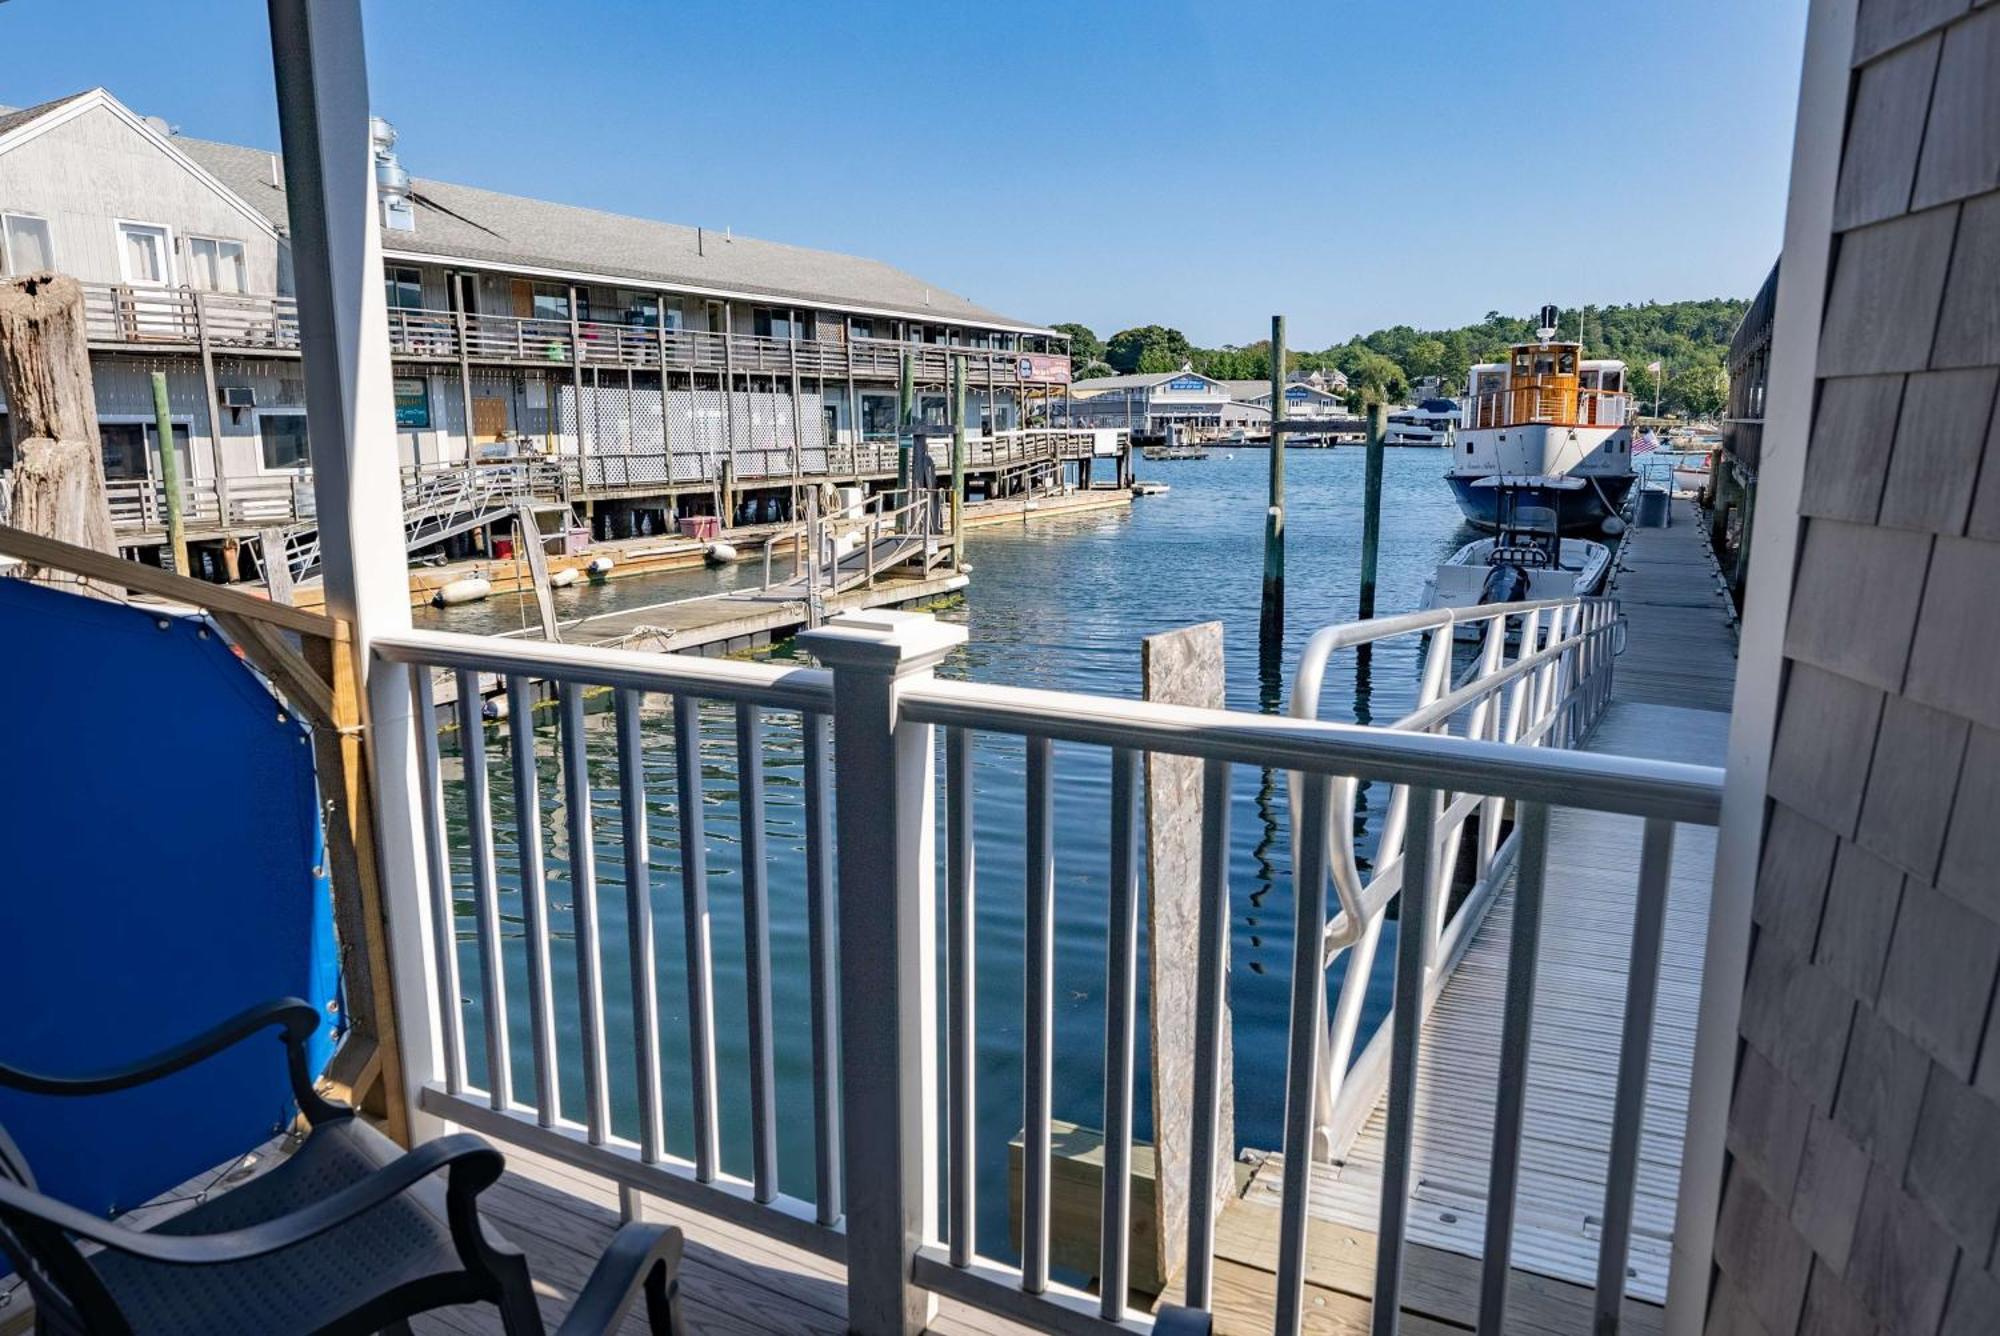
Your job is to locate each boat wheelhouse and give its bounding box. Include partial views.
[1446,307,1636,532]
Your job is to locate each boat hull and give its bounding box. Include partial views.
[1447,423,1636,533]
[1446,472,1634,533]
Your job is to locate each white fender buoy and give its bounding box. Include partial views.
[548,567,579,589]
[482,694,509,721]
[432,576,492,607]
[587,556,616,578]
[1601,515,1627,537]
[703,541,739,566]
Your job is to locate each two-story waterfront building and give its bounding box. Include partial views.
[0,88,1076,568]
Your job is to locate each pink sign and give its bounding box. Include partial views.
[1016,353,1071,384]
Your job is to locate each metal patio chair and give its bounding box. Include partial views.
[0,998,683,1335]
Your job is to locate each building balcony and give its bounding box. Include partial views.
[77,282,1071,387]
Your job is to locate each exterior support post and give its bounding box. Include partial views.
[191,291,229,524]
[567,284,584,460]
[264,0,436,1142]
[951,355,966,571]
[896,351,914,524]
[796,610,964,1335]
[454,273,477,468]
[150,371,188,575]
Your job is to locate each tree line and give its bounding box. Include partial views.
[1054,297,1751,418]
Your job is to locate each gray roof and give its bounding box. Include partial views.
[0,92,91,140]
[1070,369,1215,393]
[171,131,1047,332]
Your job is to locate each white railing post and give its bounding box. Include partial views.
[796,609,966,1335]
[265,0,441,1143]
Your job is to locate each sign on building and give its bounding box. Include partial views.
[393,376,431,428]
[1017,353,1071,384]
[1167,375,1209,393]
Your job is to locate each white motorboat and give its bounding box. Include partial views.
[1421,485,1610,628]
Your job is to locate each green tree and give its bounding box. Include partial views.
[1051,322,1103,369]
[1105,324,1192,374]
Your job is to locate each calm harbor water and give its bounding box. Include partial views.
[430,447,1475,1257]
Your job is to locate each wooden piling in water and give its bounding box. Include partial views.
[1259,315,1286,650]
[1358,401,1388,620]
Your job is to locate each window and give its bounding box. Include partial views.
[385,266,424,310]
[2,213,54,274]
[259,413,310,470]
[97,421,190,481]
[862,394,897,438]
[753,307,794,341]
[531,284,570,321]
[188,237,248,294]
[117,222,172,285]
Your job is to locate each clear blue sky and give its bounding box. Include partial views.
[2,0,1806,347]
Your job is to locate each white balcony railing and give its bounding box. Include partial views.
[369,591,1721,1335]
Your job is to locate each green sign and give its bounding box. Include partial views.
[393,376,431,428]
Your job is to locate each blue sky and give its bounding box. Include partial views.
[1,0,1806,347]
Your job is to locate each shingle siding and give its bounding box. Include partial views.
[1724,9,2000,1328]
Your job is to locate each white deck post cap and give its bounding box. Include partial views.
[797,609,966,675]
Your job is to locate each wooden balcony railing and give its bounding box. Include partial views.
[78,282,1070,384]
[1465,386,1634,430]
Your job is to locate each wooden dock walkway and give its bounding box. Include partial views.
[1188,496,1740,1332]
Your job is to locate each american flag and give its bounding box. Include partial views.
[1633,430,1658,455]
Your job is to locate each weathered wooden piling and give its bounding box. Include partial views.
[0,272,117,579]
[1259,315,1286,651]
[151,371,189,575]
[1357,401,1388,620]
[895,350,915,520]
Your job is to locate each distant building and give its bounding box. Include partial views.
[1222,379,1347,421]
[1067,367,1252,434]
[0,88,1071,559]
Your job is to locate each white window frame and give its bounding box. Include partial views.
[186,234,249,295]
[1,211,56,275]
[253,407,312,475]
[114,219,176,287]
[96,412,195,483]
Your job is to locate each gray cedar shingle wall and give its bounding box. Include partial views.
[1714,2,2000,1332]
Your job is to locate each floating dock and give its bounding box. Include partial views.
[1168,496,1740,1333]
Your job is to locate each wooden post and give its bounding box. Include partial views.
[1260,315,1286,652]
[192,291,230,526]
[151,371,189,576]
[1358,401,1388,621]
[951,355,967,571]
[454,273,477,468]
[0,273,117,576]
[567,283,585,462]
[1141,621,1233,1288]
[259,526,295,604]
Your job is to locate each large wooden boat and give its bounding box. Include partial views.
[1446,305,1637,533]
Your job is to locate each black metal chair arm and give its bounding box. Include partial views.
[0,996,344,1125]
[0,1133,502,1267]
[553,1221,685,1336]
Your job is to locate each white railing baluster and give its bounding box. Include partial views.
[1021,733,1055,1295]
[1477,799,1550,1333]
[672,693,721,1181]
[1275,770,1334,1336]
[507,676,562,1124]
[411,669,466,1095]
[946,725,977,1265]
[735,703,779,1203]
[1098,746,1142,1320]
[616,689,666,1173]
[454,669,512,1109]
[802,712,843,1226]
[1184,756,1233,1309]
[559,682,612,1141]
[1372,787,1436,1336]
[1594,817,1677,1332]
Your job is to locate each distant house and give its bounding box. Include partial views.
[1223,379,1347,421]
[1067,367,1249,434]
[0,88,1070,561]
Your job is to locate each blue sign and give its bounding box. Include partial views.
[1167,375,1209,392]
[1285,386,1310,401]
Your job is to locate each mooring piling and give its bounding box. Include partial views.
[1358,400,1387,621]
[150,371,189,576]
[1259,314,1287,653]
